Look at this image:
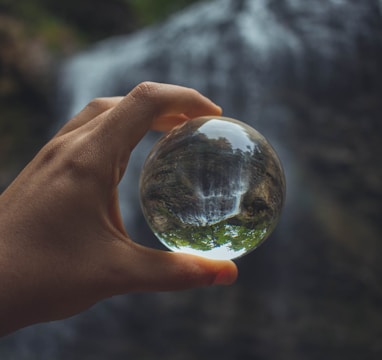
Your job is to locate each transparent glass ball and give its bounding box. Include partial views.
[139,116,285,260]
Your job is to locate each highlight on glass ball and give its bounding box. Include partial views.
[139,116,286,260]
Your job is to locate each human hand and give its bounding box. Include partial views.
[0,82,238,335]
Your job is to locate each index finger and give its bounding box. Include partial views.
[96,82,222,162]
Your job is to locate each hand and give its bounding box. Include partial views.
[0,82,238,335]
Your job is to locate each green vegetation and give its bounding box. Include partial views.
[0,0,204,45]
[158,219,269,254]
[128,0,203,25]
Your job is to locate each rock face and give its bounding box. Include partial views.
[2,0,382,359]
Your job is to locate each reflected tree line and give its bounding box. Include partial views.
[141,121,285,253]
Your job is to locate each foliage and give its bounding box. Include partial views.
[128,0,203,25]
[0,0,205,45]
[158,218,269,254]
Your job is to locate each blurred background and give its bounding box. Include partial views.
[0,0,199,190]
[1,0,382,359]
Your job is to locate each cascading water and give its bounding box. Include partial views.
[175,120,254,227]
[2,0,382,359]
[56,0,298,244]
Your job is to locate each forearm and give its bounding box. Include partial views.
[0,221,30,335]
[0,192,53,336]
[0,195,102,336]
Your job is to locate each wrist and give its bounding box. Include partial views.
[0,195,40,335]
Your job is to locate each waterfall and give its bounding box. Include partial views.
[2,0,382,358]
[56,0,302,243]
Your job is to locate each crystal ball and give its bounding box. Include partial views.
[139,116,285,260]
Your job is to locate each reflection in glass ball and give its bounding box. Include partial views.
[139,116,286,260]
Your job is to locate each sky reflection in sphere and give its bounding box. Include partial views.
[139,116,285,260]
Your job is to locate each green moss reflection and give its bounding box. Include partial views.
[157,220,269,253]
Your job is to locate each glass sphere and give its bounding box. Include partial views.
[139,116,285,260]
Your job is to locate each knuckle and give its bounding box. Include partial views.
[40,137,97,180]
[130,81,160,102]
[39,137,66,166]
[36,134,114,193]
[86,97,111,113]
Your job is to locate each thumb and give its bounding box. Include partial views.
[111,242,238,293]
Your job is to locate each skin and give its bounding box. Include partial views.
[0,82,238,336]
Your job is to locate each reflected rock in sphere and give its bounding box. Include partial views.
[139,116,286,260]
